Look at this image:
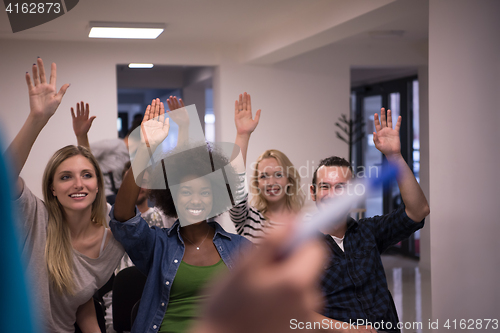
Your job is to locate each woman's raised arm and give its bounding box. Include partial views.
[5,57,69,197]
[114,98,170,222]
[71,101,96,149]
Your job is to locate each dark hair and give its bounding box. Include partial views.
[148,143,238,218]
[125,117,143,138]
[311,156,352,189]
[122,160,132,180]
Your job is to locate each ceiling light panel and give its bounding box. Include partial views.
[128,63,154,68]
[89,22,165,39]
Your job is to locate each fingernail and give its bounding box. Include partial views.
[37,56,40,58]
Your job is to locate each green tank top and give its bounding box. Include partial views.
[159,259,228,333]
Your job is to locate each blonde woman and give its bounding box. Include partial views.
[230,93,305,242]
[6,58,124,333]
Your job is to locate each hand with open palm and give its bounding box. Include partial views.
[373,108,402,160]
[26,57,69,123]
[141,98,170,150]
[235,92,261,137]
[71,101,96,138]
[166,96,190,127]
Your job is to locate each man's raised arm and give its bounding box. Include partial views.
[373,108,430,222]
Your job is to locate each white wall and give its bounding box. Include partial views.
[429,0,500,326]
[417,64,432,330]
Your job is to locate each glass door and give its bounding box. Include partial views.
[352,76,419,258]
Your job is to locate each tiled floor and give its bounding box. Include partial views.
[382,254,431,333]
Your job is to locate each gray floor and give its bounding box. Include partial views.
[382,254,428,333]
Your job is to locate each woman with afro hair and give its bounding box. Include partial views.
[110,98,250,333]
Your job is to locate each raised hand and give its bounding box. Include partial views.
[6,58,69,195]
[71,101,96,138]
[166,96,189,127]
[115,98,168,222]
[373,108,402,159]
[141,98,170,149]
[373,107,430,222]
[235,92,261,137]
[25,57,69,122]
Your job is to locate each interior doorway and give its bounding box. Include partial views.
[351,73,420,258]
[116,64,215,142]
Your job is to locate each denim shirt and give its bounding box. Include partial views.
[109,207,251,333]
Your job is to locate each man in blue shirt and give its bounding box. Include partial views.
[310,109,429,333]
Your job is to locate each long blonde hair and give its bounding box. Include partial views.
[250,149,305,217]
[42,145,107,295]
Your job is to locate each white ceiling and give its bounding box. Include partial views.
[0,0,428,66]
[0,0,326,43]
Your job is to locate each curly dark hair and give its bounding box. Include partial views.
[148,142,239,218]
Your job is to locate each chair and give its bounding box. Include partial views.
[112,267,147,333]
[74,298,106,333]
[131,300,141,328]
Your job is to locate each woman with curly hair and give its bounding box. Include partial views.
[110,98,250,333]
[229,93,305,243]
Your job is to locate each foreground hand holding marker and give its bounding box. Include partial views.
[279,163,399,260]
[191,219,326,333]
